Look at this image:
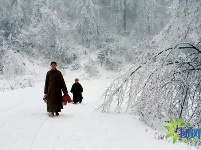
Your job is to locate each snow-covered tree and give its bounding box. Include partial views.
[99,0,201,133]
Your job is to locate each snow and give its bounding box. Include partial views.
[0,0,200,149]
[0,77,197,150]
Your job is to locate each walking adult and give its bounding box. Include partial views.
[44,62,68,117]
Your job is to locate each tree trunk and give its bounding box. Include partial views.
[123,0,127,31]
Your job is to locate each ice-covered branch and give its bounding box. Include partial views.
[99,42,201,131]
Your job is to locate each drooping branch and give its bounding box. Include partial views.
[99,41,201,131]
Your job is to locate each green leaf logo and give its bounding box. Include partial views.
[164,117,190,144]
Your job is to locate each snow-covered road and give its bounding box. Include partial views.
[0,79,197,150]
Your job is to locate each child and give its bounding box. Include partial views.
[70,78,83,104]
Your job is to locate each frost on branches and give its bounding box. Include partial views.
[99,42,201,131]
[99,0,201,131]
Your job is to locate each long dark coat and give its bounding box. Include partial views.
[70,82,83,103]
[44,69,68,112]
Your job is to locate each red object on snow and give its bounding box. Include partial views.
[62,94,72,105]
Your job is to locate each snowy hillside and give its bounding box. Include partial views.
[0,0,173,87]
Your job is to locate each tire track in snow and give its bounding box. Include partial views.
[29,116,49,150]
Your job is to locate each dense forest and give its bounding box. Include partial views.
[0,0,173,77]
